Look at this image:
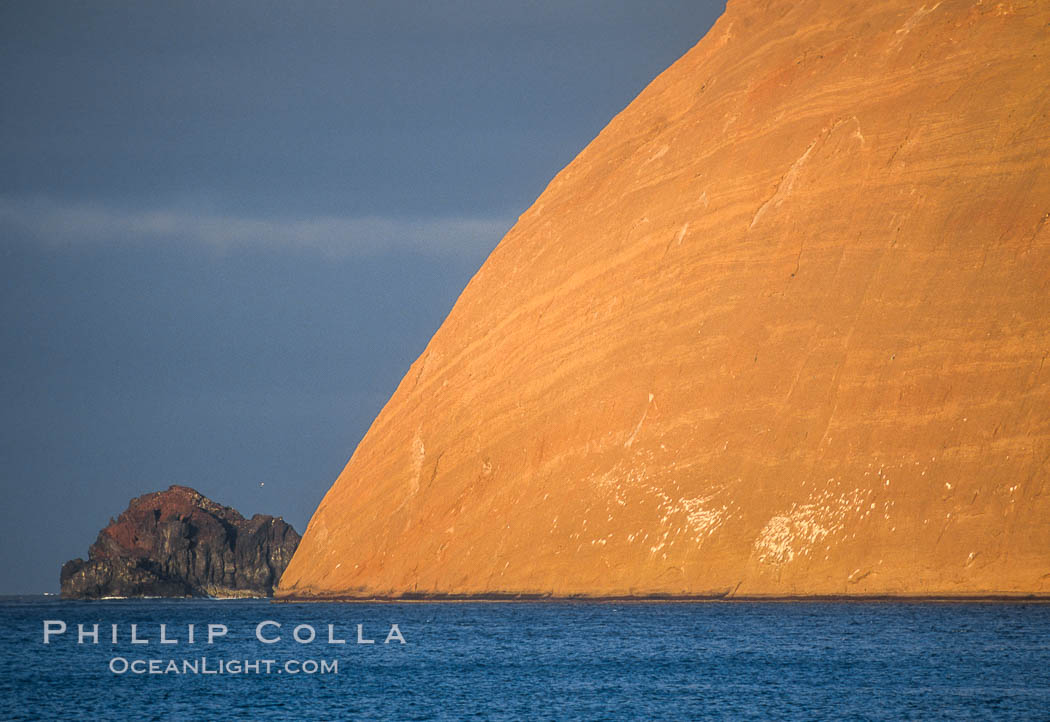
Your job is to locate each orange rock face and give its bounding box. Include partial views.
[278,0,1050,599]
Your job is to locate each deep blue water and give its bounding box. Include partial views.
[2,597,1049,720]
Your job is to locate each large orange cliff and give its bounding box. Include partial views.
[278,0,1050,599]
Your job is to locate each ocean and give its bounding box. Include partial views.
[2,596,1048,720]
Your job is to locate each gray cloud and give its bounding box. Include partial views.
[0,196,512,257]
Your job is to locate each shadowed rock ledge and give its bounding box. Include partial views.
[61,485,299,599]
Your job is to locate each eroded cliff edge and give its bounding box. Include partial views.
[61,485,299,598]
[278,0,1050,599]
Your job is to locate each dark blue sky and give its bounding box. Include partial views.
[0,1,723,593]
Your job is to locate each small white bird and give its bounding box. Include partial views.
[259,482,265,488]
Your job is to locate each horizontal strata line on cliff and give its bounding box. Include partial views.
[273,593,1050,604]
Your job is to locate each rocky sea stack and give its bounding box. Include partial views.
[61,485,299,599]
[278,0,1050,600]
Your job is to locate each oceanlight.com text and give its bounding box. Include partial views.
[108,657,338,675]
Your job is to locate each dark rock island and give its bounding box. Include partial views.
[61,485,300,599]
